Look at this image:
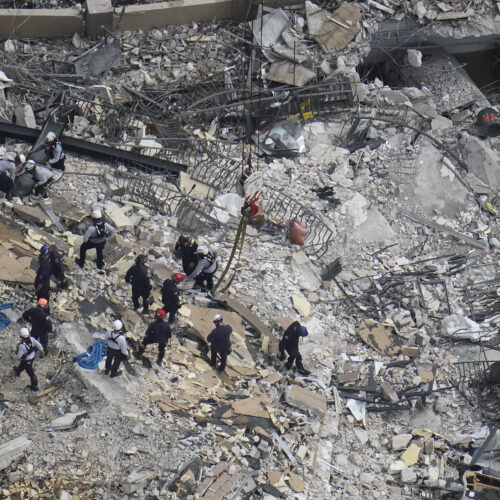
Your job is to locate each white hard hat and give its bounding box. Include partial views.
[18,153,26,164]
[91,209,102,220]
[25,159,35,168]
[198,246,208,255]
[20,327,30,339]
[112,319,123,331]
[46,132,56,142]
[213,314,223,323]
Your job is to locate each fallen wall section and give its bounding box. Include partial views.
[0,8,82,39]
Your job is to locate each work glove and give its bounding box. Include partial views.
[278,351,286,361]
[39,350,45,358]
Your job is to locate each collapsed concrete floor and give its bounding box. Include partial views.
[1,1,500,499]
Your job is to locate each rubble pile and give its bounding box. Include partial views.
[0,1,500,499]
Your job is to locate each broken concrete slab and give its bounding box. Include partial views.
[13,204,50,226]
[292,294,311,317]
[0,243,36,284]
[306,1,360,52]
[392,434,413,451]
[231,397,271,419]
[413,142,471,216]
[45,411,88,431]
[285,384,326,416]
[401,443,421,466]
[462,136,500,190]
[291,250,322,291]
[380,380,400,403]
[0,436,32,471]
[14,103,36,128]
[357,320,402,356]
[104,201,142,230]
[266,61,315,87]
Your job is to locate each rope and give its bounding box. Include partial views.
[73,340,107,370]
[211,216,247,294]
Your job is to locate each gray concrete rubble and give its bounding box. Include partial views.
[0,1,500,499]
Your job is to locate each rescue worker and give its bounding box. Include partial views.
[0,153,24,199]
[39,244,68,289]
[105,319,128,378]
[278,321,310,375]
[189,247,217,292]
[161,272,183,323]
[76,209,115,270]
[125,255,152,314]
[25,160,53,198]
[44,132,65,171]
[207,314,232,372]
[34,265,52,303]
[13,327,43,391]
[136,309,172,366]
[22,298,52,353]
[174,234,198,274]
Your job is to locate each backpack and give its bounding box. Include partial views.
[20,339,35,360]
[94,222,106,239]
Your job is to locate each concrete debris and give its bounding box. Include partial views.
[357,320,402,356]
[306,2,360,52]
[0,436,31,471]
[285,384,327,416]
[0,3,499,499]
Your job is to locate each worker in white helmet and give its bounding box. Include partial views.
[44,132,65,171]
[105,319,129,378]
[13,328,43,391]
[0,152,24,199]
[76,209,115,271]
[25,159,53,199]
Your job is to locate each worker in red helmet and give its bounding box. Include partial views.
[135,309,172,366]
[160,272,183,324]
[21,298,52,353]
[173,234,198,274]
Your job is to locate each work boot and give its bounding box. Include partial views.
[104,369,110,375]
[27,384,39,391]
[110,370,122,378]
[296,361,310,376]
[156,357,163,367]
[134,346,145,359]
[278,351,286,361]
[285,361,293,370]
[75,258,84,269]
[13,366,20,377]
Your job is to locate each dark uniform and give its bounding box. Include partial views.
[161,279,181,323]
[34,266,52,303]
[39,245,67,287]
[174,237,198,274]
[22,306,52,351]
[14,335,43,390]
[278,321,310,375]
[125,259,152,313]
[207,324,232,372]
[138,318,172,365]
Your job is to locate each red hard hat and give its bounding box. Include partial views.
[38,298,48,307]
[155,309,166,319]
[172,273,184,283]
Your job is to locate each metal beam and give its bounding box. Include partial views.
[0,120,187,175]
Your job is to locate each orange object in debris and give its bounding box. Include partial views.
[286,218,309,245]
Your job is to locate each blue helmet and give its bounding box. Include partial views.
[299,326,308,337]
[40,244,50,255]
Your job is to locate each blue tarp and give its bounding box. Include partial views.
[73,340,107,370]
[0,303,13,332]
